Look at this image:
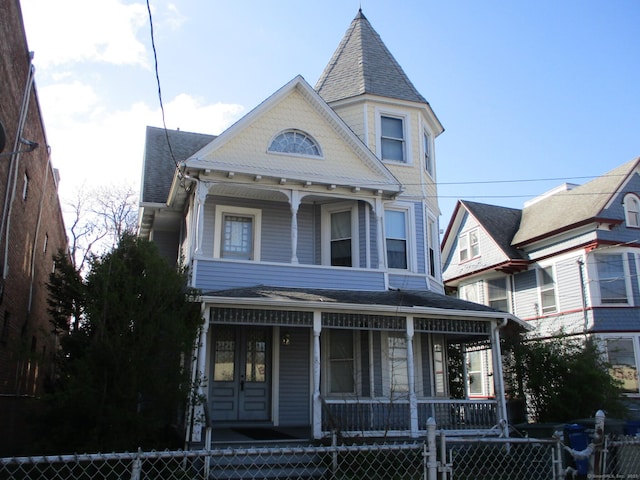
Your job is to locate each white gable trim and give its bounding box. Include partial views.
[182,76,401,190]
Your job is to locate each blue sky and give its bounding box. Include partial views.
[20,0,640,226]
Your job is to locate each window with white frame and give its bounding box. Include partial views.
[423,130,433,176]
[385,209,408,269]
[322,203,358,267]
[594,253,629,304]
[467,350,484,395]
[331,210,353,267]
[213,206,262,260]
[605,337,639,394]
[432,335,447,397]
[387,333,409,394]
[427,215,438,277]
[380,115,405,162]
[487,278,508,311]
[538,266,557,314]
[458,229,479,262]
[327,330,356,394]
[459,282,479,303]
[268,129,322,157]
[624,194,640,228]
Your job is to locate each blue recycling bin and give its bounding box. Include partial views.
[564,423,589,476]
[624,420,640,436]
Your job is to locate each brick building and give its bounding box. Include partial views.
[0,0,68,454]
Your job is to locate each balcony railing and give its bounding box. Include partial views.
[322,398,499,436]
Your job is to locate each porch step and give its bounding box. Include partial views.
[206,447,329,480]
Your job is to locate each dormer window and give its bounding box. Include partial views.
[623,193,640,228]
[268,129,321,157]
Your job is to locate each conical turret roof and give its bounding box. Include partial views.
[315,9,428,105]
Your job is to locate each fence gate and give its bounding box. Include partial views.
[442,436,561,479]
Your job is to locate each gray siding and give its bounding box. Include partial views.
[419,333,432,397]
[195,259,387,291]
[414,203,426,274]
[297,203,315,264]
[388,273,428,290]
[360,332,371,397]
[278,327,310,425]
[513,270,538,319]
[372,331,383,397]
[555,254,585,312]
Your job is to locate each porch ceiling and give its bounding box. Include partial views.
[200,286,531,331]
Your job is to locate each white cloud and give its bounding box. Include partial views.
[38,81,244,204]
[21,0,149,68]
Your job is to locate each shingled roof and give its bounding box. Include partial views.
[512,157,640,246]
[141,126,215,204]
[315,9,428,105]
[461,200,525,260]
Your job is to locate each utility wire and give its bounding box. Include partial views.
[146,0,179,170]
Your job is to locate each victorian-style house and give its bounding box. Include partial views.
[139,10,529,445]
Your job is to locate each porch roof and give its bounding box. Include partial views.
[200,286,531,332]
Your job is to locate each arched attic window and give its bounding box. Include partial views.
[623,193,640,228]
[268,129,322,157]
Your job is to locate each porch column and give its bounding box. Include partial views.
[406,317,418,437]
[189,306,210,444]
[290,190,300,264]
[312,312,322,439]
[193,181,209,256]
[490,318,509,437]
[374,197,385,270]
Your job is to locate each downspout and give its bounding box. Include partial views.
[577,259,588,335]
[1,57,36,282]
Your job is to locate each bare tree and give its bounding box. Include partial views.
[64,183,138,274]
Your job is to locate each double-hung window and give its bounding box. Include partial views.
[381,115,405,162]
[487,278,509,311]
[538,266,557,314]
[459,229,479,262]
[331,211,352,267]
[387,333,409,395]
[214,206,262,261]
[427,215,438,277]
[624,194,640,228]
[595,253,628,304]
[423,130,433,176]
[385,210,408,269]
[327,330,355,394]
[323,203,358,267]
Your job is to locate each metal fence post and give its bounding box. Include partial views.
[594,409,605,476]
[130,448,141,480]
[426,417,437,480]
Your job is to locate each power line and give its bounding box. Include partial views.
[146,0,179,170]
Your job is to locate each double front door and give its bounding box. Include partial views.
[210,325,271,422]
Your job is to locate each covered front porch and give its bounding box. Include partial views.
[186,287,528,447]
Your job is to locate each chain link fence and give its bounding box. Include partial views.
[1,429,639,479]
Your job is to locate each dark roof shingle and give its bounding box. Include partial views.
[315,9,427,105]
[141,126,215,204]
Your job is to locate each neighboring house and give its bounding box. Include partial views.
[139,10,528,445]
[0,0,69,454]
[441,157,640,413]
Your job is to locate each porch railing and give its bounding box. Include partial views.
[322,398,499,436]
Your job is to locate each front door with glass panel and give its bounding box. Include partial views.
[210,325,271,422]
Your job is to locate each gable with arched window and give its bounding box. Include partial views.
[268,129,322,157]
[623,193,640,228]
